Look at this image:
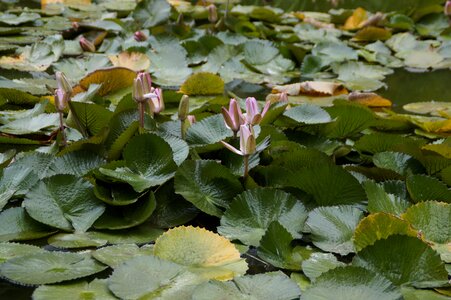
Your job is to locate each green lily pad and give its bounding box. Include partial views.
[373,151,423,176]
[406,174,451,203]
[0,113,59,135]
[33,279,116,300]
[218,188,307,246]
[92,244,153,268]
[402,201,450,244]
[0,252,107,285]
[0,242,46,264]
[23,174,106,232]
[47,232,108,249]
[94,181,142,206]
[108,255,200,300]
[192,272,301,300]
[132,0,171,28]
[174,160,243,217]
[283,104,332,124]
[99,133,177,193]
[104,109,139,161]
[305,205,363,255]
[0,207,56,242]
[93,192,156,230]
[0,164,37,210]
[301,266,401,300]
[353,213,417,252]
[47,150,106,177]
[364,180,411,215]
[353,235,448,286]
[186,114,233,149]
[67,102,114,137]
[257,221,303,270]
[301,252,346,281]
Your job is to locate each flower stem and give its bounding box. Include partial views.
[58,111,67,147]
[243,155,249,179]
[138,101,145,130]
[180,119,185,140]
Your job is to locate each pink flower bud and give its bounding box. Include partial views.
[79,37,95,52]
[222,98,244,133]
[221,125,256,156]
[146,87,165,114]
[446,0,451,16]
[187,115,196,125]
[55,71,72,96]
[245,97,269,125]
[54,88,68,112]
[208,4,218,23]
[134,31,147,42]
[178,95,190,121]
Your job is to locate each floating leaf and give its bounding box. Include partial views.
[343,7,367,30]
[293,164,366,206]
[94,181,141,206]
[23,174,105,232]
[92,244,153,268]
[364,180,411,215]
[67,102,113,136]
[301,253,346,282]
[192,272,301,300]
[108,52,150,72]
[0,252,107,285]
[73,67,136,96]
[180,72,225,96]
[353,26,392,42]
[0,113,59,135]
[0,242,46,263]
[108,255,200,300]
[33,279,116,300]
[174,160,243,217]
[154,226,247,280]
[353,235,448,286]
[353,213,417,252]
[218,188,306,246]
[93,192,156,230]
[0,208,55,242]
[186,114,233,149]
[283,104,332,124]
[104,109,139,161]
[257,221,303,270]
[132,0,171,28]
[406,174,451,203]
[402,201,450,244]
[99,134,177,193]
[47,150,105,177]
[301,266,401,300]
[305,206,363,255]
[48,232,108,249]
[0,164,37,210]
[403,101,451,117]
[373,151,423,176]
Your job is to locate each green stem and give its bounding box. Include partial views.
[58,111,67,147]
[180,119,185,140]
[243,155,249,180]
[225,0,230,20]
[138,102,145,130]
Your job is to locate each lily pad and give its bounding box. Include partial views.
[301,266,401,300]
[174,160,243,217]
[353,235,448,286]
[406,174,451,203]
[33,279,116,300]
[0,252,107,285]
[92,244,154,268]
[23,174,106,232]
[154,226,248,280]
[305,205,363,255]
[0,242,46,264]
[301,252,346,281]
[218,188,307,246]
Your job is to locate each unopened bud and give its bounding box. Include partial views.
[55,71,72,96]
[446,1,451,16]
[134,31,147,42]
[208,4,218,23]
[79,37,95,52]
[178,95,190,121]
[187,115,196,125]
[54,88,68,112]
[72,22,79,30]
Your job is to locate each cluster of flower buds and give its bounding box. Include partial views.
[54,71,72,112]
[79,36,95,52]
[221,97,271,157]
[133,72,164,115]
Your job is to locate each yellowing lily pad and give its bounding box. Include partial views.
[403,101,451,117]
[299,81,348,96]
[348,92,392,107]
[179,72,225,96]
[73,67,136,96]
[154,226,247,280]
[343,7,367,31]
[108,52,150,72]
[353,26,392,42]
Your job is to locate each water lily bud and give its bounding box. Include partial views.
[79,37,95,52]
[54,88,68,112]
[138,72,152,94]
[72,22,80,30]
[222,98,244,133]
[134,31,147,42]
[178,95,189,121]
[239,125,256,156]
[55,71,72,96]
[208,4,218,23]
[132,77,145,103]
[446,1,451,16]
[244,97,270,125]
[187,115,196,125]
[146,87,165,114]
